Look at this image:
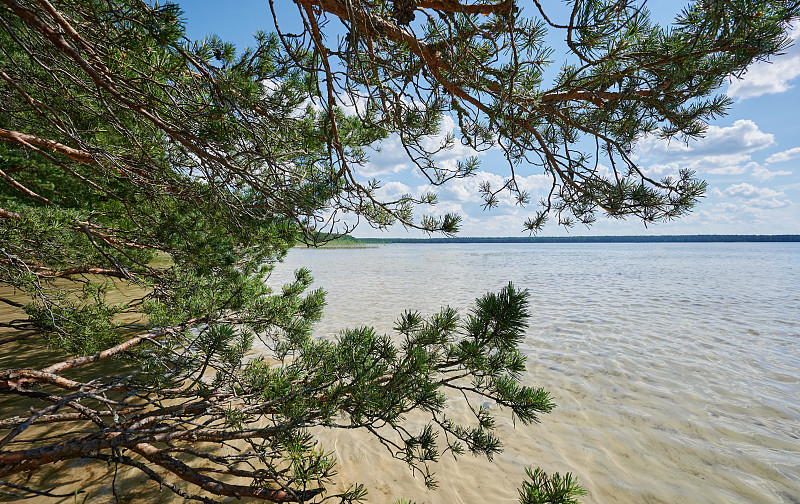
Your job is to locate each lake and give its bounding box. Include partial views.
[268,242,800,504]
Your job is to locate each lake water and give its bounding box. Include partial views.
[268,242,800,504]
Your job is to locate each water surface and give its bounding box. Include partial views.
[269,243,800,504]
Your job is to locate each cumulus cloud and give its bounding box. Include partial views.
[357,115,484,179]
[436,171,551,207]
[765,146,800,164]
[423,115,480,162]
[712,183,791,208]
[704,154,753,175]
[429,200,465,216]
[641,162,680,178]
[727,24,800,100]
[690,121,774,155]
[750,162,793,182]
[356,134,413,178]
[374,181,411,201]
[636,120,774,159]
[454,210,530,236]
[634,120,774,176]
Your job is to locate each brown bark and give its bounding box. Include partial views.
[0,258,137,279]
[0,369,100,392]
[0,425,285,477]
[416,0,513,15]
[133,442,319,502]
[0,127,97,164]
[0,126,155,182]
[0,207,22,219]
[41,319,200,375]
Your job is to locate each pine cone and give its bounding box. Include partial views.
[392,0,417,26]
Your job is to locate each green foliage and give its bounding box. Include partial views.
[25,281,124,354]
[273,0,799,232]
[233,283,553,491]
[518,467,586,504]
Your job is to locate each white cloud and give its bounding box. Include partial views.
[374,181,411,201]
[694,121,775,155]
[436,171,551,207]
[751,162,793,182]
[634,120,774,176]
[357,163,409,179]
[593,163,612,179]
[357,115,484,179]
[513,172,554,196]
[429,200,465,216]
[766,146,800,164]
[704,153,753,175]
[636,120,774,159]
[423,115,480,162]
[454,210,529,236]
[642,162,680,178]
[338,94,369,118]
[727,24,800,100]
[356,134,410,178]
[439,172,501,203]
[691,202,744,225]
[713,183,791,208]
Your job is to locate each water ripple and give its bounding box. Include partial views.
[270,243,800,504]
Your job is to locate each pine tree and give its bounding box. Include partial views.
[1,0,797,502]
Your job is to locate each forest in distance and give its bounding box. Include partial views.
[327,234,800,246]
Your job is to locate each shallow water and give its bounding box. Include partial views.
[2,242,798,503]
[267,242,800,504]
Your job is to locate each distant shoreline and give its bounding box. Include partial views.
[351,234,800,244]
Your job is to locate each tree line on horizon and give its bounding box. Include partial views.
[347,234,800,244]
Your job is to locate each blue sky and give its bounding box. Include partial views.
[178,1,800,237]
